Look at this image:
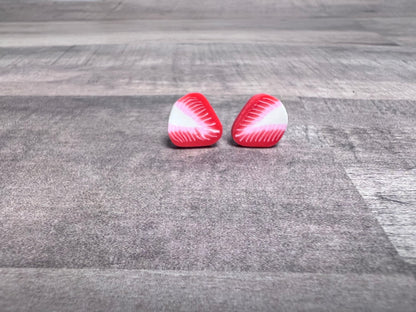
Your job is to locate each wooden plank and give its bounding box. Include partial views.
[346,166,416,264]
[0,42,415,99]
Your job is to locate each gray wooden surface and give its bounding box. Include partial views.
[0,0,415,311]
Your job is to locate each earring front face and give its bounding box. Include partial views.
[232,94,288,147]
[168,93,223,147]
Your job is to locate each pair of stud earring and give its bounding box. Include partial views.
[168,93,288,148]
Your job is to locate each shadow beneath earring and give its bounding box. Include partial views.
[226,135,282,149]
[227,135,240,147]
[163,136,218,149]
[163,136,179,149]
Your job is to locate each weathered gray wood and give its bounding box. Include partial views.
[283,97,416,263]
[1,0,416,21]
[1,268,415,312]
[0,42,415,99]
[0,95,406,273]
[345,166,416,265]
[0,0,415,310]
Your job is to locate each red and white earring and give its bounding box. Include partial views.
[232,94,288,147]
[168,93,223,147]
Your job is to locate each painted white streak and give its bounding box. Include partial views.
[169,104,199,128]
[255,103,288,128]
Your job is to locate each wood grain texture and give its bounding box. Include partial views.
[346,166,416,265]
[282,97,416,263]
[0,95,407,274]
[1,268,415,312]
[0,0,415,310]
[0,42,415,99]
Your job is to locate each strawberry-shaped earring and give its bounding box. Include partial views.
[168,93,223,147]
[232,94,288,147]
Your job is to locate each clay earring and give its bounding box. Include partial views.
[232,94,288,147]
[168,93,223,147]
